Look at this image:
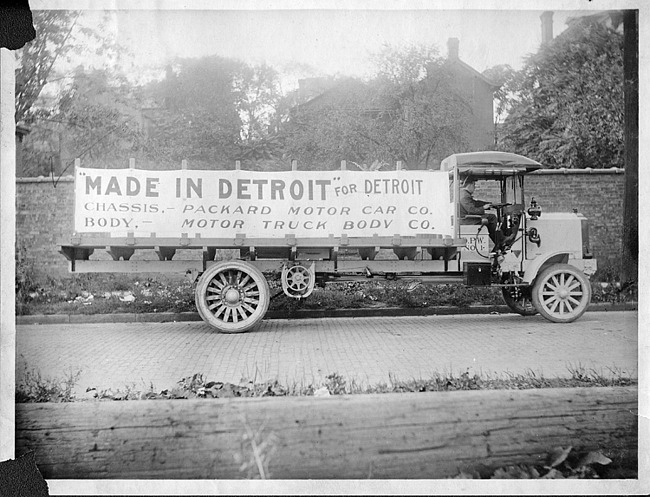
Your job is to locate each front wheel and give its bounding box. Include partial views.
[195,261,270,333]
[532,264,591,323]
[502,286,537,316]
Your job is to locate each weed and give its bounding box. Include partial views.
[452,445,624,479]
[233,417,279,479]
[324,372,347,394]
[16,364,81,403]
[566,363,636,386]
[16,364,636,404]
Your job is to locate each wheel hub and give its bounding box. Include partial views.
[224,287,240,304]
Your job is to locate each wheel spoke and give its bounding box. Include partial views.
[542,295,555,307]
[546,297,560,314]
[243,282,258,292]
[567,296,581,307]
[567,281,581,291]
[213,305,227,318]
[241,302,256,314]
[547,276,560,291]
[237,307,248,320]
[206,295,221,301]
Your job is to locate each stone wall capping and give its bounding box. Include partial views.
[17,176,75,183]
[531,167,625,175]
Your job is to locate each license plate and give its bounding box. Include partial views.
[464,234,490,253]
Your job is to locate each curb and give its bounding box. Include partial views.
[16,302,637,326]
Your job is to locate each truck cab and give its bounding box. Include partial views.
[443,151,597,322]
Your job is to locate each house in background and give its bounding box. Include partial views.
[15,124,30,177]
[443,37,500,151]
[288,38,499,159]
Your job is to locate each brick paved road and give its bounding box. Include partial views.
[15,311,637,396]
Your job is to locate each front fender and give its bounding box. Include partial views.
[522,252,570,284]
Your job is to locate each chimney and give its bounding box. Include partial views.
[541,11,554,44]
[447,37,459,60]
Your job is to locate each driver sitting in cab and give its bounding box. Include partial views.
[459,177,500,249]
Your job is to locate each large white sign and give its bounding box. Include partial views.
[74,168,453,238]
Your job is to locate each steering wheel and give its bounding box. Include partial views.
[487,202,512,210]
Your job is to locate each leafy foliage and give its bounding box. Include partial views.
[481,64,516,147]
[454,445,618,479]
[283,78,374,168]
[17,365,635,403]
[16,10,82,125]
[140,56,286,168]
[235,63,283,143]
[17,11,141,176]
[15,362,80,403]
[283,44,472,170]
[500,19,624,169]
[16,267,636,317]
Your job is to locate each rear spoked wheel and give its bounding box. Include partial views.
[502,286,537,316]
[195,261,270,333]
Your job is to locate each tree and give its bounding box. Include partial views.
[621,10,638,285]
[16,10,137,175]
[369,45,472,168]
[20,66,146,176]
[284,79,375,168]
[15,10,119,125]
[16,10,80,124]
[482,64,516,148]
[234,62,282,142]
[141,56,244,167]
[500,19,624,169]
[284,44,472,170]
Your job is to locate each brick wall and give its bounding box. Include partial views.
[16,169,625,278]
[17,177,76,277]
[474,168,625,269]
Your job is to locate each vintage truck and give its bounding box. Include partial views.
[60,151,597,332]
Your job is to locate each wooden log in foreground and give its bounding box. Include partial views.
[16,387,637,479]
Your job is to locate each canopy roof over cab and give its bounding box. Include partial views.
[440,151,544,178]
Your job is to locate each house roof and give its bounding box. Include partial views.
[444,58,500,90]
[15,124,30,136]
[294,77,368,109]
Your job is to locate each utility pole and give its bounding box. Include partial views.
[622,10,638,285]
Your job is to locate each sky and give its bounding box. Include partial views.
[71,6,601,91]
